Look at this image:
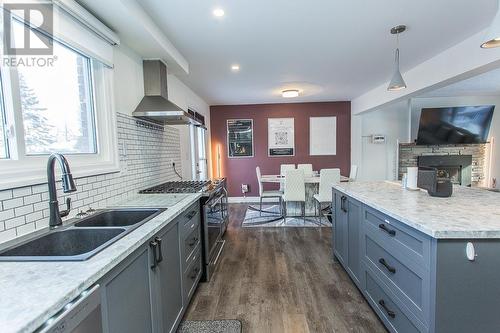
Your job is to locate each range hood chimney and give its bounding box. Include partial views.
[133,60,201,126]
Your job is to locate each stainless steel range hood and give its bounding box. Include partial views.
[133,60,201,126]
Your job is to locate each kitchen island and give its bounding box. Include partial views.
[332,181,500,333]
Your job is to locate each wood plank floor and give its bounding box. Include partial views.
[184,204,387,333]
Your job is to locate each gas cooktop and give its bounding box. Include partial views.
[139,180,212,194]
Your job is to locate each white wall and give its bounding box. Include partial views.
[112,44,211,179]
[112,45,144,116]
[410,95,500,187]
[167,74,211,179]
[352,101,410,181]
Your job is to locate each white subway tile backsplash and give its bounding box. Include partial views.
[3,198,24,210]
[5,216,25,229]
[0,113,182,243]
[12,187,32,197]
[16,223,35,236]
[23,194,42,205]
[14,205,33,217]
[0,228,16,243]
[0,190,13,201]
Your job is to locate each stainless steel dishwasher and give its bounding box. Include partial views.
[36,284,102,333]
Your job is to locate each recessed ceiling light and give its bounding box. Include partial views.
[213,8,225,17]
[282,89,299,98]
[231,64,240,72]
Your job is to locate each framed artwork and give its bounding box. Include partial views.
[309,116,336,155]
[227,119,254,158]
[268,118,295,156]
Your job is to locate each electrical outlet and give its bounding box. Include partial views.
[241,184,249,193]
[170,158,175,167]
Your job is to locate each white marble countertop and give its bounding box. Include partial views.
[0,193,202,333]
[333,181,500,239]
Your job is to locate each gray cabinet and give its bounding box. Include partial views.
[151,223,183,333]
[334,190,500,333]
[332,189,362,287]
[333,190,347,265]
[99,200,202,333]
[101,246,153,333]
[346,198,362,286]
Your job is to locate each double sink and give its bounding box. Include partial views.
[0,209,164,261]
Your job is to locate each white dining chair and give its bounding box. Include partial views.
[313,168,340,224]
[280,164,295,192]
[349,165,358,181]
[256,166,283,215]
[282,169,306,223]
[297,164,313,177]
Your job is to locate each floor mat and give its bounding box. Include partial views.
[177,320,242,333]
[242,204,331,227]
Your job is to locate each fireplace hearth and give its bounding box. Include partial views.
[418,155,472,187]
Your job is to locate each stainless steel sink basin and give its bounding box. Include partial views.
[0,228,126,261]
[0,208,165,261]
[74,209,161,228]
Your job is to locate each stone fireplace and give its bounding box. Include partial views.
[418,155,472,186]
[398,143,488,187]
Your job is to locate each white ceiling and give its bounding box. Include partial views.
[115,0,498,105]
[419,67,500,98]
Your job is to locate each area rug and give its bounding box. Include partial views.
[177,319,242,333]
[242,204,331,227]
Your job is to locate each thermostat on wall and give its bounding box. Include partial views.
[371,135,386,144]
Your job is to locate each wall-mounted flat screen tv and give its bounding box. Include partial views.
[416,105,494,145]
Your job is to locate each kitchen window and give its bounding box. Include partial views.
[0,3,120,190]
[16,34,97,155]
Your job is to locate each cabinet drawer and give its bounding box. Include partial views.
[183,225,200,271]
[184,247,202,301]
[363,206,430,267]
[181,204,200,237]
[364,234,430,324]
[363,266,426,333]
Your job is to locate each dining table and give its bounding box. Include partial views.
[259,173,350,216]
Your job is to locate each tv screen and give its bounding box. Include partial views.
[416,105,494,145]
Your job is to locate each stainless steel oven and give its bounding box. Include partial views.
[203,186,228,281]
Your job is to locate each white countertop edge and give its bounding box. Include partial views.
[332,183,500,239]
[2,193,202,333]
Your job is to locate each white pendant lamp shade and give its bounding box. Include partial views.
[481,4,500,48]
[388,48,407,91]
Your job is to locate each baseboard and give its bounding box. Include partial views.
[228,196,280,203]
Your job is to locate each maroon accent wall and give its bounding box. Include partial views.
[210,102,351,197]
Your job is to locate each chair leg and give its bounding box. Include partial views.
[283,201,287,223]
[259,197,262,216]
[303,202,306,224]
[319,202,323,225]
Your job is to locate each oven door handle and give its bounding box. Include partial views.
[211,240,225,266]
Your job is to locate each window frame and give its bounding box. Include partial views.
[0,43,119,190]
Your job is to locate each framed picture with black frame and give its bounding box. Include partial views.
[227,119,254,158]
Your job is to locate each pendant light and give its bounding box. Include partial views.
[481,0,500,48]
[388,25,407,91]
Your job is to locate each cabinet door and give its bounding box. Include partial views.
[153,223,183,333]
[346,198,362,287]
[333,191,348,265]
[103,248,153,333]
